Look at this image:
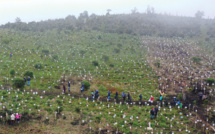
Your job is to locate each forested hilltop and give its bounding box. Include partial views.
[1,11,215,40]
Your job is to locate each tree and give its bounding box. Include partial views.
[106,9,112,15]
[15,17,21,23]
[195,10,204,19]
[146,6,155,15]
[131,7,138,14]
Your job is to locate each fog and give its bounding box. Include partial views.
[0,0,215,25]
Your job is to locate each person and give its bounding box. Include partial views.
[202,93,208,100]
[160,95,163,107]
[199,92,203,101]
[107,90,111,101]
[148,95,154,103]
[15,113,22,123]
[63,85,66,93]
[115,91,118,101]
[91,91,94,101]
[177,100,180,106]
[127,92,131,103]
[27,76,31,86]
[139,93,142,101]
[121,92,126,101]
[95,90,99,100]
[154,105,159,118]
[23,77,26,85]
[81,83,84,93]
[68,81,71,92]
[10,52,12,57]
[11,114,15,125]
[150,108,155,119]
[173,97,177,106]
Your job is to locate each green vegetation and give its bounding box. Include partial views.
[12,78,25,89]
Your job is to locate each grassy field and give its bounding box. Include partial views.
[0,29,214,133]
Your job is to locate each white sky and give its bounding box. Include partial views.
[0,0,214,25]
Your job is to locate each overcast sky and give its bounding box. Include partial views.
[0,0,214,25]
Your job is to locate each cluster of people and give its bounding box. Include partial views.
[150,105,159,119]
[91,90,99,101]
[23,76,31,86]
[10,113,22,125]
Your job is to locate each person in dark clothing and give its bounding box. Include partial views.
[68,81,71,92]
[95,90,99,100]
[115,91,118,101]
[81,83,84,93]
[173,97,177,106]
[139,93,142,101]
[63,85,66,93]
[107,90,111,100]
[10,52,13,58]
[27,76,30,86]
[121,92,126,101]
[154,105,159,117]
[199,92,203,101]
[91,91,94,101]
[127,92,131,103]
[150,108,155,119]
[23,77,26,85]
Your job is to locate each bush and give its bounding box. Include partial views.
[154,60,160,68]
[92,61,99,66]
[81,80,90,90]
[12,78,25,89]
[191,57,201,63]
[34,63,43,69]
[109,64,114,68]
[24,71,33,78]
[42,49,49,54]
[10,69,15,77]
[52,55,58,60]
[102,55,109,62]
[177,93,183,101]
[114,48,120,53]
[75,107,80,113]
[206,78,215,86]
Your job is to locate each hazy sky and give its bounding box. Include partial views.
[0,0,214,25]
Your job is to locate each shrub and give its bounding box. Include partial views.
[81,80,90,90]
[92,61,99,66]
[206,78,215,86]
[191,57,201,64]
[10,69,15,77]
[109,64,114,68]
[42,49,49,54]
[75,107,80,113]
[177,93,183,101]
[24,71,33,78]
[52,55,58,60]
[102,55,109,62]
[114,48,120,53]
[12,78,25,89]
[2,38,10,44]
[154,60,160,68]
[34,63,43,69]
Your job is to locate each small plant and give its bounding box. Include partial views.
[81,80,90,90]
[10,69,15,77]
[42,49,49,54]
[177,93,183,101]
[114,48,120,53]
[12,78,25,89]
[24,71,33,78]
[92,61,99,66]
[34,63,43,69]
[191,57,201,64]
[206,78,215,86]
[109,63,114,67]
[102,55,109,62]
[52,55,58,60]
[154,60,161,68]
[75,107,80,113]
